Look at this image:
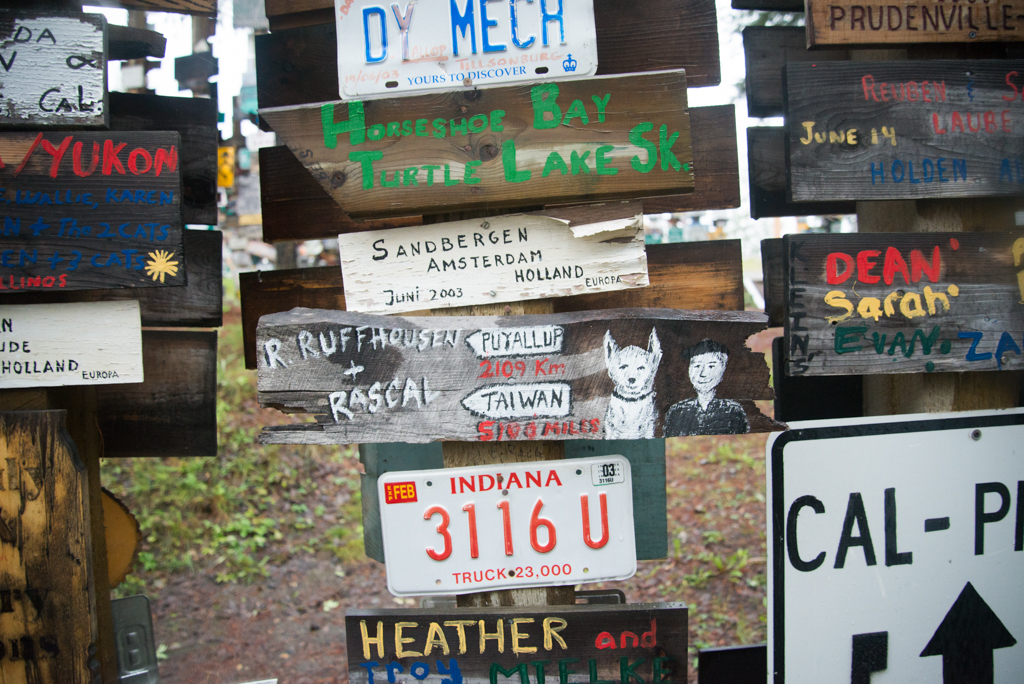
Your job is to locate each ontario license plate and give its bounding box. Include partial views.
[378,456,636,596]
[334,0,598,100]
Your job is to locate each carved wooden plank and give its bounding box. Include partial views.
[239,239,746,369]
[346,604,687,682]
[109,92,218,226]
[259,145,424,242]
[96,330,217,457]
[747,127,856,218]
[783,232,1024,376]
[771,336,863,421]
[340,202,649,315]
[256,307,778,444]
[785,60,1024,201]
[257,0,719,93]
[260,71,693,218]
[742,27,849,118]
[0,301,143,389]
[107,23,166,61]
[258,105,738,241]
[0,410,94,684]
[90,0,216,16]
[732,0,802,10]
[0,229,222,328]
[807,0,1024,46]
[0,131,185,291]
[0,11,107,129]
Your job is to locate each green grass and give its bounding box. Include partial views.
[104,286,366,595]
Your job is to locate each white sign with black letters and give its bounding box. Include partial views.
[768,409,1024,682]
[0,301,143,388]
[0,11,108,127]
[339,203,649,314]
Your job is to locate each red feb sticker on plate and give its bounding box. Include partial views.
[384,481,418,504]
[377,455,636,596]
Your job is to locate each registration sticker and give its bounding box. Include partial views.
[384,481,418,503]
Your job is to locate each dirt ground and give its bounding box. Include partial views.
[147,431,769,684]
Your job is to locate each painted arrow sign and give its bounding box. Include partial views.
[259,71,694,218]
[256,307,779,444]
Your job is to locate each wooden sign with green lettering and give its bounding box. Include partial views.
[807,0,1024,47]
[785,60,1024,201]
[346,604,688,684]
[256,307,779,445]
[259,71,693,218]
[783,232,1024,376]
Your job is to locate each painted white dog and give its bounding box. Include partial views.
[603,328,662,439]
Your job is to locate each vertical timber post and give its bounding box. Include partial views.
[426,212,573,608]
[854,49,1020,416]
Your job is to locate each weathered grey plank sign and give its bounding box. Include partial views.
[783,232,1024,376]
[0,131,185,291]
[0,301,143,389]
[0,11,108,128]
[0,410,94,684]
[785,60,1024,201]
[339,201,649,314]
[346,603,688,683]
[256,307,779,444]
[259,71,694,218]
[806,0,1024,47]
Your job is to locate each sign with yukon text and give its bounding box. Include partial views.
[346,604,687,684]
[334,0,597,100]
[785,60,1024,201]
[0,131,184,292]
[0,410,94,684]
[0,11,108,128]
[379,456,634,595]
[259,71,693,218]
[782,232,1024,376]
[339,202,649,314]
[0,301,143,389]
[768,410,1024,682]
[806,0,1024,46]
[256,307,779,444]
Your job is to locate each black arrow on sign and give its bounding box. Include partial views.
[920,582,1016,683]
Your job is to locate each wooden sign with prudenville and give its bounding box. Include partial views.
[783,232,1024,376]
[259,71,693,218]
[256,307,779,444]
[806,0,1024,47]
[0,131,185,291]
[0,11,107,128]
[346,603,688,683]
[785,60,1024,201]
[0,410,94,684]
[339,201,649,315]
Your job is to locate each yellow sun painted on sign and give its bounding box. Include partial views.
[145,250,179,283]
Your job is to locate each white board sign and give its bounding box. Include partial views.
[339,202,649,314]
[0,301,143,388]
[0,11,108,128]
[378,455,636,596]
[768,409,1024,683]
[334,0,597,100]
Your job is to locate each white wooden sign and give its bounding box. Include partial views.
[0,301,143,389]
[0,11,108,128]
[768,409,1024,683]
[339,202,649,314]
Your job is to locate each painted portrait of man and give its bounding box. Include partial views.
[663,339,749,437]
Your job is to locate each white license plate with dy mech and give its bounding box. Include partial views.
[378,455,636,596]
[334,0,598,99]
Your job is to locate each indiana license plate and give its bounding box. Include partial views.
[378,456,636,596]
[334,0,598,100]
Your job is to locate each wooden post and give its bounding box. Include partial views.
[850,47,1020,417]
